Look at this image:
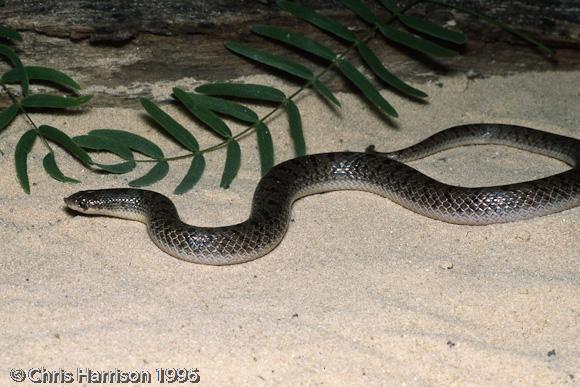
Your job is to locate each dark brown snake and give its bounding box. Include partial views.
[64,124,580,265]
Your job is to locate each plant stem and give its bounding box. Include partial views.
[133,1,422,164]
[0,81,55,154]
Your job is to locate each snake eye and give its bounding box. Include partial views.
[78,198,90,210]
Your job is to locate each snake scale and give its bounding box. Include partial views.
[65,124,580,265]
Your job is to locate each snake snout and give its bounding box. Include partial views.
[64,190,100,213]
[64,195,87,212]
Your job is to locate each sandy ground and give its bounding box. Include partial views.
[1,70,579,386]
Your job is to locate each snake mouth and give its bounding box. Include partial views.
[64,195,80,211]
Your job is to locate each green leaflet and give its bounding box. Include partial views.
[196,83,286,103]
[251,25,336,61]
[340,0,377,24]
[0,44,28,96]
[378,24,458,57]
[357,43,427,99]
[286,100,306,156]
[276,0,356,42]
[38,125,92,166]
[73,134,136,173]
[0,103,19,134]
[398,14,466,44]
[185,93,259,123]
[93,161,136,174]
[256,123,274,175]
[42,153,80,183]
[339,0,458,57]
[72,134,134,160]
[377,0,397,12]
[379,0,467,43]
[227,37,340,106]
[129,161,169,187]
[2,66,81,92]
[220,140,241,189]
[173,87,232,139]
[0,25,22,41]
[89,129,164,159]
[313,80,341,107]
[225,41,314,81]
[337,60,398,117]
[175,153,205,194]
[250,25,340,106]
[14,129,37,194]
[140,97,199,152]
[22,94,92,108]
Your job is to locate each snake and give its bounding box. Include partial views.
[64,124,580,265]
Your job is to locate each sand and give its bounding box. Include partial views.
[1,70,579,385]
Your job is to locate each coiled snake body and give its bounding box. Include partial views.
[65,124,580,265]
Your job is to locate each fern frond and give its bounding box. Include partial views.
[1,0,552,193]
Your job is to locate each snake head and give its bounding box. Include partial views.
[64,189,141,214]
[64,190,104,213]
[64,189,152,222]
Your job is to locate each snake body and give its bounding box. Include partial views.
[64,124,580,265]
